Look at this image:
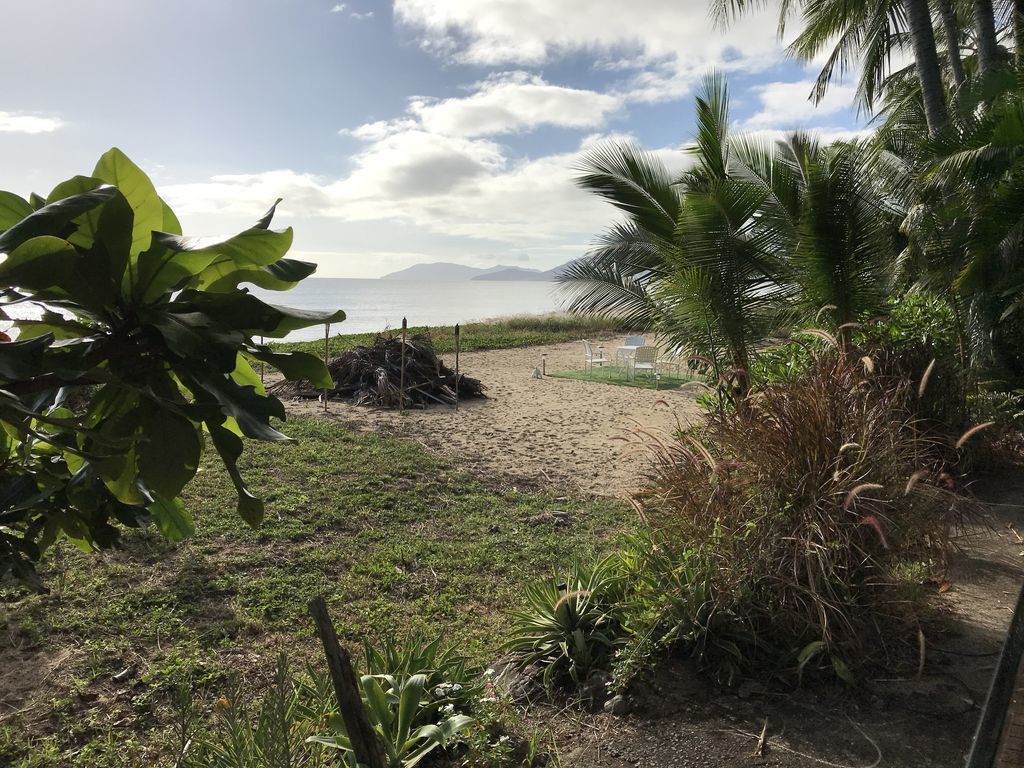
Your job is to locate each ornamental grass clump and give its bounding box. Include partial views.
[635,346,974,680]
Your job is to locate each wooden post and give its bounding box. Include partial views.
[400,317,407,413]
[323,324,330,412]
[541,353,546,377]
[454,323,460,411]
[308,597,387,768]
[259,335,265,386]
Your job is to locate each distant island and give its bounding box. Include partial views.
[381,261,567,281]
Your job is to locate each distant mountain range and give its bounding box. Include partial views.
[380,261,567,282]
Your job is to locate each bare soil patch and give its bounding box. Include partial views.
[281,337,704,497]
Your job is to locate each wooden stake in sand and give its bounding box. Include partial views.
[308,597,387,768]
[400,317,407,413]
[454,323,460,411]
[323,324,330,412]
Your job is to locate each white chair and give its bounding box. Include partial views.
[617,335,646,365]
[582,340,608,372]
[657,347,686,376]
[631,346,658,379]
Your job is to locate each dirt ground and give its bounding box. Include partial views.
[282,337,705,497]
[550,476,1024,768]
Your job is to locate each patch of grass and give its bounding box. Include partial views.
[272,313,629,358]
[0,418,630,766]
[549,365,701,391]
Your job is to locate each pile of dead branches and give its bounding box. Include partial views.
[270,333,485,409]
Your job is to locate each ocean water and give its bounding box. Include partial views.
[250,278,567,341]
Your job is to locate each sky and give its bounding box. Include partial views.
[0,0,867,278]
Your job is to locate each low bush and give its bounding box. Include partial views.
[632,346,972,682]
[504,556,628,687]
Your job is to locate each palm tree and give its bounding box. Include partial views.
[559,74,788,376]
[776,135,897,338]
[972,0,1002,73]
[559,74,898,377]
[936,0,968,88]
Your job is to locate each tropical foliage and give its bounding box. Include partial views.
[0,148,344,585]
[560,2,1024,392]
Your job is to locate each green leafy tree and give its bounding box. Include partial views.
[0,148,344,585]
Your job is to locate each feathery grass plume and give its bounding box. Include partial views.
[904,469,930,496]
[795,328,839,348]
[858,514,890,548]
[956,422,995,449]
[918,359,936,398]
[861,356,875,374]
[838,322,863,332]
[816,304,839,322]
[554,590,592,612]
[843,483,885,510]
[633,345,969,681]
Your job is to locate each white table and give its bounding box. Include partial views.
[616,345,640,365]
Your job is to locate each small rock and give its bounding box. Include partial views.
[603,694,630,716]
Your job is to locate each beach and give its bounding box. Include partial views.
[283,337,705,496]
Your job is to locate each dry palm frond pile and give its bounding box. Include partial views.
[270,333,485,408]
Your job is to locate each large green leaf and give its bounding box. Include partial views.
[208,422,264,526]
[0,236,78,292]
[92,148,163,257]
[148,494,195,542]
[246,348,333,389]
[159,196,182,235]
[132,245,222,302]
[0,192,33,232]
[192,371,289,442]
[46,175,108,250]
[199,257,318,293]
[168,290,345,338]
[157,226,294,271]
[0,335,52,379]
[0,186,117,254]
[137,405,201,499]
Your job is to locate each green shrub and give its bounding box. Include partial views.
[310,673,473,768]
[504,555,628,687]
[177,634,482,768]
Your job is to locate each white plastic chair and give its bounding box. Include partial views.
[631,346,658,379]
[582,340,609,372]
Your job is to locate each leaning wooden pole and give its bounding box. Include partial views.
[308,597,387,768]
[400,317,407,413]
[454,323,460,411]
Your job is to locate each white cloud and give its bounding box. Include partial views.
[161,132,647,245]
[409,72,622,137]
[740,79,857,130]
[345,72,622,141]
[351,10,374,19]
[330,3,346,11]
[0,112,63,134]
[393,0,786,103]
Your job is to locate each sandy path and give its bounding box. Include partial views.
[282,338,705,497]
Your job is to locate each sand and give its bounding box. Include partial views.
[282,337,706,497]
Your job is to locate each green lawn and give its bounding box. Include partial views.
[549,365,703,391]
[0,418,630,767]
[271,313,628,357]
